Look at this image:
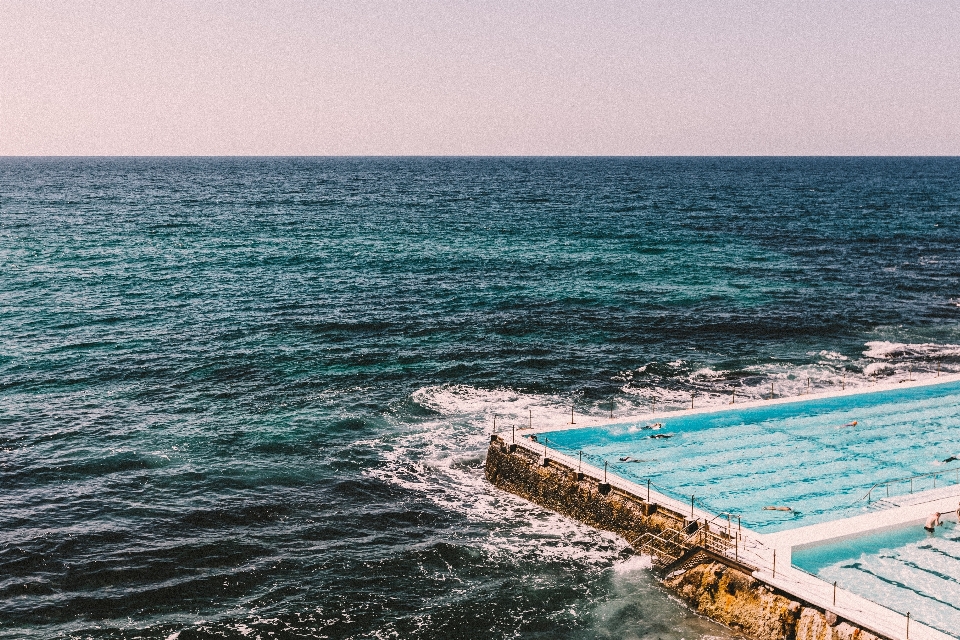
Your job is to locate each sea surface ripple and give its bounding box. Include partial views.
[2,157,960,639]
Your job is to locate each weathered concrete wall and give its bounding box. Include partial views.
[484,436,683,543]
[485,436,890,640]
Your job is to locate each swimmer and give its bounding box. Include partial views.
[924,512,942,533]
[529,434,538,443]
[618,456,643,463]
[837,420,858,429]
[640,422,663,430]
[943,455,959,464]
[649,433,673,439]
[762,506,792,512]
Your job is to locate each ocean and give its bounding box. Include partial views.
[2,157,960,639]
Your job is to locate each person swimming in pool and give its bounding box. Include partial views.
[924,512,942,533]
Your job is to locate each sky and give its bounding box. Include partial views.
[1,0,959,156]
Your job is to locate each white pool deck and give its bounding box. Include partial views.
[510,373,960,640]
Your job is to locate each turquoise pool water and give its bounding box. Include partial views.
[793,522,960,635]
[539,380,960,532]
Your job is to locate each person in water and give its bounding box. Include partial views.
[924,512,942,533]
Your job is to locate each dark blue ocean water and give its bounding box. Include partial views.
[2,157,960,639]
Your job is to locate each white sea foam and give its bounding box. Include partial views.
[863,340,960,360]
[613,554,653,573]
[371,384,627,569]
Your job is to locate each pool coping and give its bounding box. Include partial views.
[523,371,960,436]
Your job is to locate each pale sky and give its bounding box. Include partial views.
[2,0,958,155]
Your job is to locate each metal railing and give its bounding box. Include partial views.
[852,465,960,505]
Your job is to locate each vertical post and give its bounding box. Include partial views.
[735,533,738,562]
[647,478,651,502]
[604,461,607,483]
[731,390,735,404]
[570,405,575,424]
[578,450,582,472]
[738,515,741,532]
[690,394,694,409]
[512,426,515,443]
[907,612,910,639]
[938,360,941,377]
[833,581,837,605]
[727,513,731,537]
[773,549,776,578]
[610,399,614,419]
[886,483,889,497]
[842,372,845,390]
[770,382,774,399]
[690,495,695,517]
[910,478,913,494]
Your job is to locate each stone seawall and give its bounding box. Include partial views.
[485,436,888,640]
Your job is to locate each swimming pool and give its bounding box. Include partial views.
[538,379,960,532]
[792,521,960,635]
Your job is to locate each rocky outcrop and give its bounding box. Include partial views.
[485,436,893,640]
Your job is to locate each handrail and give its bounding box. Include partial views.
[851,464,960,505]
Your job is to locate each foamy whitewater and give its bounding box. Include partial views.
[2,157,960,639]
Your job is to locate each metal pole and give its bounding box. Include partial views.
[770,382,774,399]
[910,478,913,494]
[731,390,735,404]
[579,450,582,472]
[647,478,651,502]
[907,612,910,639]
[604,461,607,483]
[610,399,614,419]
[691,394,694,409]
[570,406,575,424]
[735,534,738,562]
[833,581,837,605]
[842,373,845,390]
[690,495,695,517]
[773,549,776,578]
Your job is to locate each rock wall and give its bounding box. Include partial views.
[485,436,891,640]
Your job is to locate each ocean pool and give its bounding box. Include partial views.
[538,379,960,532]
[792,521,960,635]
